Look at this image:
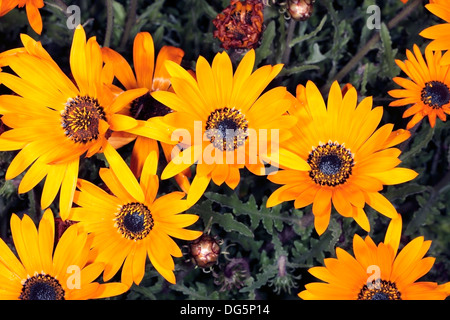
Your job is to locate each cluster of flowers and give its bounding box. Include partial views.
[0,0,448,300]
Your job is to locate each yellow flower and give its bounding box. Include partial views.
[420,0,450,65]
[152,49,303,206]
[267,81,417,235]
[102,32,191,193]
[0,209,128,300]
[389,44,450,129]
[299,214,450,300]
[0,25,165,220]
[0,0,44,35]
[70,151,202,286]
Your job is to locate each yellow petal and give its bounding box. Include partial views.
[103,143,145,202]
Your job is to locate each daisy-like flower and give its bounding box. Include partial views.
[388,44,450,129]
[420,0,450,65]
[69,151,202,286]
[0,25,165,220]
[0,0,44,35]
[267,81,417,235]
[152,49,304,206]
[299,214,450,300]
[0,209,128,300]
[101,32,191,193]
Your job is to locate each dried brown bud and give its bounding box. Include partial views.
[213,0,265,50]
[189,234,221,268]
[288,0,314,21]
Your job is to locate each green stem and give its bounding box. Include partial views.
[119,0,137,51]
[322,0,423,92]
[45,0,69,15]
[104,0,114,48]
[282,19,296,65]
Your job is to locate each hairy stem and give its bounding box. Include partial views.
[119,0,138,51]
[104,0,114,48]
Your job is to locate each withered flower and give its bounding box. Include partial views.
[213,0,265,50]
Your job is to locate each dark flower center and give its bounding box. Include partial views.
[358,280,401,300]
[61,96,106,144]
[318,155,342,176]
[205,107,248,151]
[308,142,354,187]
[421,81,450,109]
[20,274,65,300]
[130,92,172,121]
[115,202,154,240]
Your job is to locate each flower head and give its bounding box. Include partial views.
[70,151,202,286]
[0,209,127,300]
[299,214,450,300]
[152,49,301,206]
[0,25,163,220]
[101,32,191,192]
[388,44,450,129]
[267,81,417,235]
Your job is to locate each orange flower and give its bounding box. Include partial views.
[388,44,450,129]
[0,0,44,35]
[0,210,128,300]
[299,214,450,300]
[267,81,416,235]
[102,32,191,193]
[0,26,164,220]
[70,152,202,286]
[153,49,300,206]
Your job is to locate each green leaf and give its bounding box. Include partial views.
[204,192,297,236]
[380,23,396,78]
[400,125,435,162]
[198,0,218,19]
[239,265,278,293]
[193,199,254,238]
[385,183,433,203]
[279,64,320,77]
[289,15,328,48]
[255,20,276,66]
[304,43,327,64]
[172,282,219,300]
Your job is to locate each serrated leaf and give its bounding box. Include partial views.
[172,282,219,300]
[255,20,276,66]
[385,183,433,202]
[289,15,328,48]
[280,64,320,76]
[194,199,254,238]
[239,265,278,293]
[204,192,297,236]
[400,125,435,162]
[380,23,396,78]
[304,43,327,64]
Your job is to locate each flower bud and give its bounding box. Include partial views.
[288,0,314,21]
[189,234,221,268]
